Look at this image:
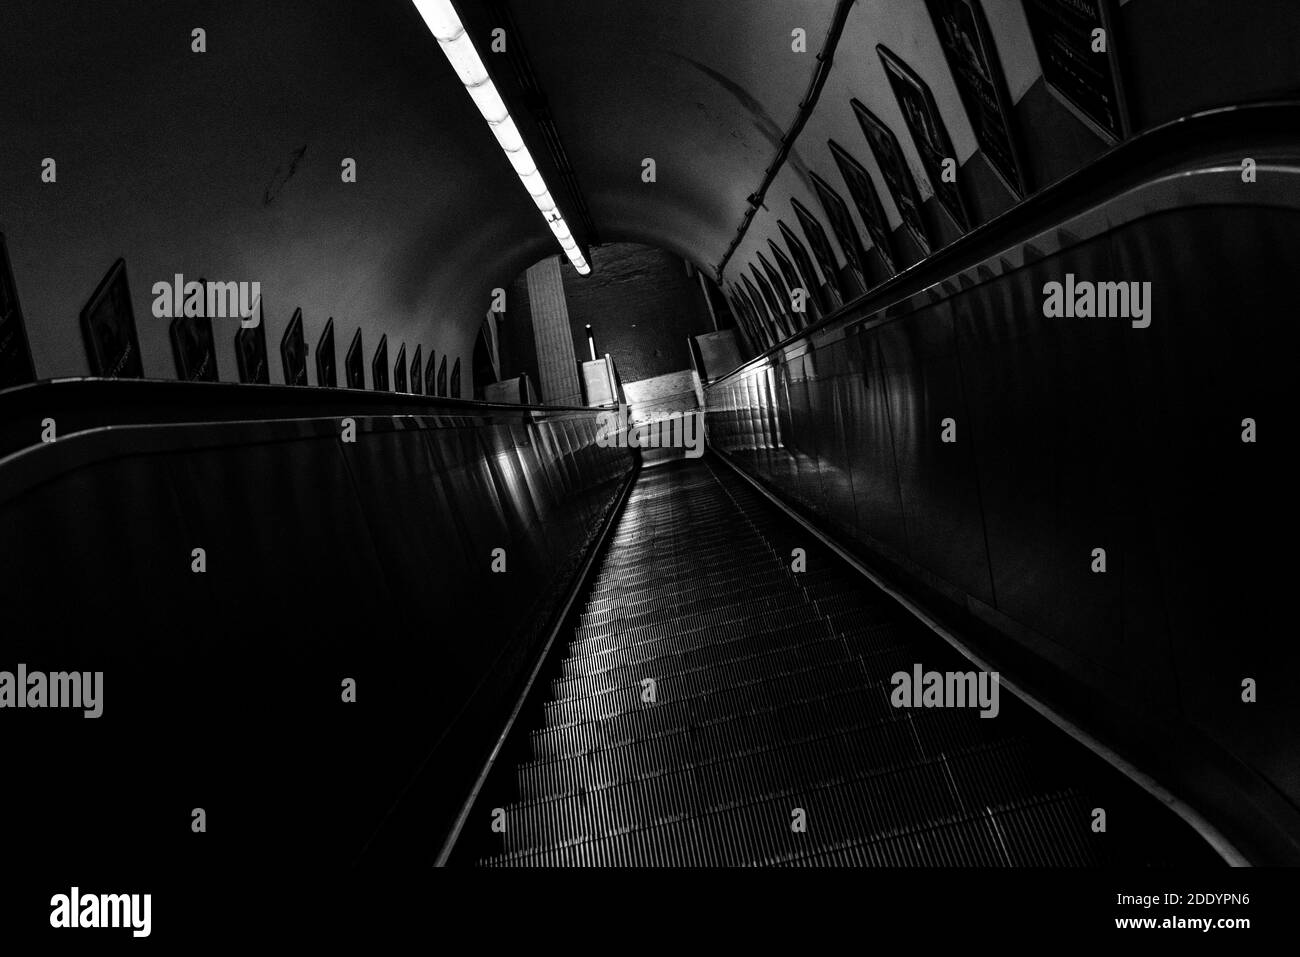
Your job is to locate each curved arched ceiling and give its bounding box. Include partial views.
[2,0,1294,386]
[502,0,839,267]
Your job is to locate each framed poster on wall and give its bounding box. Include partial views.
[828,140,898,276]
[424,349,437,396]
[776,221,829,317]
[1021,0,1130,143]
[767,238,817,325]
[926,0,1028,197]
[344,328,365,389]
[851,99,933,256]
[878,44,972,233]
[169,282,219,382]
[809,171,870,284]
[393,343,408,393]
[410,345,423,395]
[733,284,762,348]
[372,334,389,391]
[732,293,761,352]
[280,307,308,386]
[756,251,793,330]
[235,295,270,384]
[80,258,144,378]
[0,232,37,388]
[725,287,760,350]
[749,266,790,340]
[316,318,336,388]
[790,198,845,305]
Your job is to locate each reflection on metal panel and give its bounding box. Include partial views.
[0,396,635,867]
[705,194,1299,860]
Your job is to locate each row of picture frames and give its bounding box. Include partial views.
[0,236,460,398]
[172,268,459,397]
[726,0,1130,350]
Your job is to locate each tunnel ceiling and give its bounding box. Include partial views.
[493,0,841,270]
[9,0,1285,383]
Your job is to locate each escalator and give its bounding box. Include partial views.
[459,458,1220,866]
[2,106,1296,870]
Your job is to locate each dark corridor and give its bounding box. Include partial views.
[1,0,1298,943]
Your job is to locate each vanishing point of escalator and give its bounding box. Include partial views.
[468,458,1221,866]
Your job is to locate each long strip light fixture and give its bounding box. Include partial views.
[413,0,590,275]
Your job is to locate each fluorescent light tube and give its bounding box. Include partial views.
[414,0,590,275]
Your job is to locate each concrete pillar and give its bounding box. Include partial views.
[525,256,583,406]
